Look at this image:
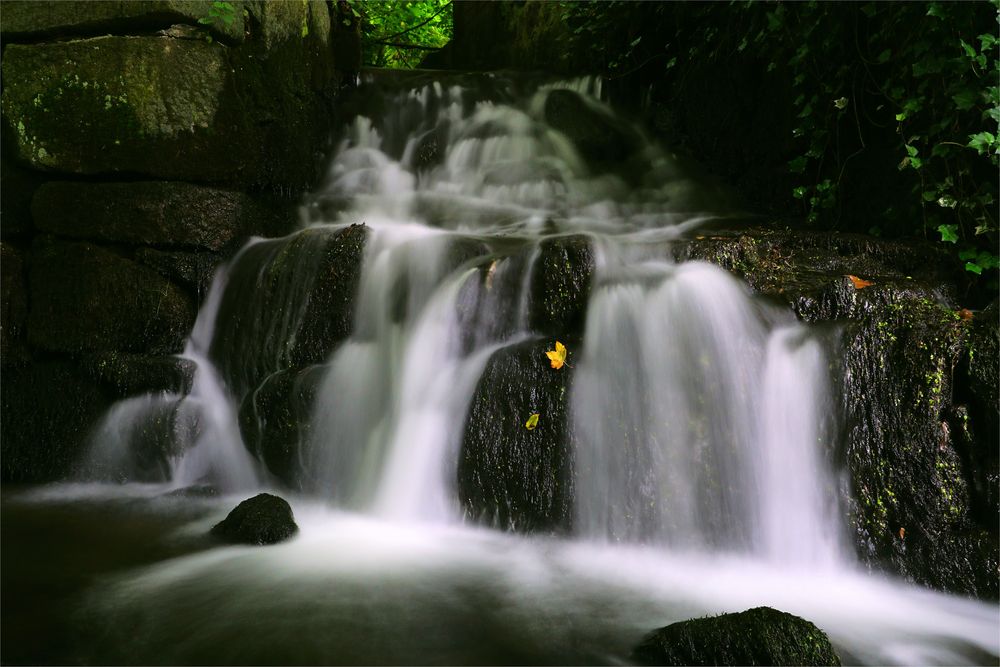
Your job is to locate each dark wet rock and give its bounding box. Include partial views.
[27,237,196,355]
[957,299,999,516]
[136,247,223,302]
[632,606,841,666]
[0,360,112,482]
[529,234,594,337]
[544,89,640,167]
[1,243,29,366]
[209,224,367,397]
[458,338,576,533]
[31,181,285,251]
[211,493,298,545]
[239,366,323,488]
[163,484,220,498]
[99,397,199,483]
[0,0,245,44]
[836,291,995,596]
[676,227,961,322]
[79,352,197,398]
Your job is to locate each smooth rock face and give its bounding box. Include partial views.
[632,606,842,666]
[1,36,243,180]
[211,493,299,545]
[459,338,576,533]
[31,181,279,251]
[27,238,195,354]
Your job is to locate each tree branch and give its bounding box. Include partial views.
[369,40,443,51]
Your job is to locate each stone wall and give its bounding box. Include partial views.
[0,0,354,482]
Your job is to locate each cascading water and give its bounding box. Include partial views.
[19,71,997,666]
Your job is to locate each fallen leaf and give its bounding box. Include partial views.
[485,259,498,291]
[545,340,568,370]
[847,274,874,289]
[898,527,906,540]
[957,308,974,320]
[525,413,540,430]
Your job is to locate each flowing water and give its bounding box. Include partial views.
[4,71,997,665]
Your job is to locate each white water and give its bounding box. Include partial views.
[64,72,999,664]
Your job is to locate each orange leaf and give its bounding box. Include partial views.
[898,527,906,540]
[957,308,974,320]
[847,274,874,289]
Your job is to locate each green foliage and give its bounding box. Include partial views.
[558,1,998,291]
[348,0,452,69]
[197,1,236,37]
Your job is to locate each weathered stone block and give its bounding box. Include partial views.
[1,36,247,181]
[32,181,278,251]
[27,237,196,354]
[0,0,246,44]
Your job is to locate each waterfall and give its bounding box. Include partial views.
[58,71,1000,667]
[89,72,845,564]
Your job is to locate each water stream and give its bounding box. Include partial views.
[6,71,997,665]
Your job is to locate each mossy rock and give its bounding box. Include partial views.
[31,181,285,251]
[544,89,640,168]
[136,247,224,303]
[0,0,246,44]
[458,338,576,533]
[529,234,594,337]
[211,493,298,545]
[239,366,323,488]
[632,606,841,666]
[27,237,196,355]
[1,36,248,181]
[0,360,112,482]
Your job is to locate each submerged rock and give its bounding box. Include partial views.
[211,493,298,545]
[458,338,576,532]
[632,606,841,666]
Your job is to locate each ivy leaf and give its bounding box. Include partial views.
[877,49,892,64]
[937,224,960,243]
[965,262,984,275]
[545,340,568,369]
[834,96,849,109]
[953,89,977,111]
[525,413,540,430]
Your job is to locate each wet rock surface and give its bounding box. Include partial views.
[459,338,576,533]
[211,493,299,545]
[529,234,594,338]
[632,606,841,666]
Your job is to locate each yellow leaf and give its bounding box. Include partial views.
[545,340,567,369]
[847,274,874,289]
[525,413,540,430]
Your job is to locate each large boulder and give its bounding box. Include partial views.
[211,493,298,545]
[136,247,224,302]
[544,89,642,168]
[1,36,244,180]
[458,338,576,532]
[27,237,196,355]
[31,181,286,251]
[79,352,197,398]
[1,0,335,190]
[0,0,246,44]
[529,234,594,337]
[632,607,841,666]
